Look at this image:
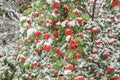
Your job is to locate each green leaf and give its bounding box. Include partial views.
[53,59,65,70]
[24,63,30,69]
[69,13,77,19]
[107,71,115,80]
[24,8,33,16]
[20,20,26,27]
[67,50,75,59]
[69,4,76,10]
[81,14,90,21]
[75,37,84,49]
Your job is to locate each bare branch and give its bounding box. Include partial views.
[77,6,92,18]
[92,0,97,21]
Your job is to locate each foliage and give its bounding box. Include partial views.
[0,0,120,80]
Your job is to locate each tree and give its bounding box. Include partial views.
[0,0,120,80]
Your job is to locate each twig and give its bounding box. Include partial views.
[91,0,97,53]
[84,7,93,18]
[92,0,97,21]
[78,7,92,18]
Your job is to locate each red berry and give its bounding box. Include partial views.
[109,39,116,45]
[73,9,80,15]
[29,77,34,80]
[31,61,38,67]
[86,27,92,31]
[20,56,26,62]
[43,33,50,40]
[26,19,31,24]
[95,40,102,45]
[63,5,69,11]
[92,28,99,33]
[109,35,116,39]
[92,50,98,54]
[107,66,115,73]
[65,64,74,71]
[87,56,93,62]
[52,1,60,8]
[59,51,65,56]
[33,12,39,17]
[54,70,59,76]
[110,15,115,19]
[51,19,57,25]
[111,0,119,7]
[69,38,78,45]
[53,31,59,38]
[12,53,17,57]
[65,23,71,28]
[54,48,60,54]
[34,49,41,53]
[77,33,84,38]
[45,19,50,23]
[76,18,83,24]
[42,44,51,51]
[34,31,40,37]
[74,52,81,59]
[54,9,59,14]
[103,53,109,58]
[67,45,75,50]
[74,76,85,80]
[65,29,74,35]
[113,74,120,79]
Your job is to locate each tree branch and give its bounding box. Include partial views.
[77,7,92,18]
[84,6,93,18]
[92,0,97,21]
[90,0,97,54]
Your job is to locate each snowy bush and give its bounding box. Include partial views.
[0,0,120,80]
